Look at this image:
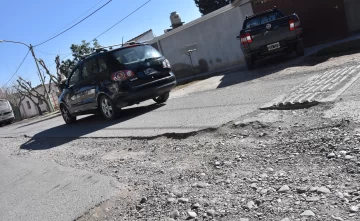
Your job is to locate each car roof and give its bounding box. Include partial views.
[71,43,148,72]
[82,43,147,61]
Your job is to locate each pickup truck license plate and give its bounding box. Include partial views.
[267,42,280,51]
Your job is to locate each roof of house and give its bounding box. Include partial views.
[127,29,153,43]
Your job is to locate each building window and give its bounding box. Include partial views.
[26,101,31,109]
[39,99,43,105]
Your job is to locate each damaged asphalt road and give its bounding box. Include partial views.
[2,103,360,221]
[1,53,360,220]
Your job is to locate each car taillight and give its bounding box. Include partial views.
[241,33,252,45]
[111,70,135,81]
[289,20,295,31]
[289,16,300,31]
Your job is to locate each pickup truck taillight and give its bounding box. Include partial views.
[241,33,253,45]
[289,16,300,31]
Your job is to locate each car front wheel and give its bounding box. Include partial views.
[61,105,76,124]
[153,92,170,104]
[99,95,118,120]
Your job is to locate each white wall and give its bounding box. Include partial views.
[150,1,253,79]
[19,84,59,119]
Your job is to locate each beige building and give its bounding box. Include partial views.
[19,83,59,119]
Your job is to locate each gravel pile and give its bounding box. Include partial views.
[2,106,360,221]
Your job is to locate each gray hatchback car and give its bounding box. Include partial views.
[0,99,15,125]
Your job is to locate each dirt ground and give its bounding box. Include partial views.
[1,101,359,221]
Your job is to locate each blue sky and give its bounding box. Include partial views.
[0,0,201,87]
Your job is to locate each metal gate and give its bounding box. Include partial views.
[252,0,348,47]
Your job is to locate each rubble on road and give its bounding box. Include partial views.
[1,104,360,221]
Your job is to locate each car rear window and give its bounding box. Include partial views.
[244,11,283,29]
[112,45,162,65]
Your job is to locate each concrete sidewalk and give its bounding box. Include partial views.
[0,148,120,221]
[12,111,61,128]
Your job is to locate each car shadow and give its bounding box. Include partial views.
[20,103,165,150]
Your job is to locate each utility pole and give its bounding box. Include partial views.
[0,40,55,112]
[29,44,55,112]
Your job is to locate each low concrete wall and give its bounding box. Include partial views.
[344,0,360,32]
[151,1,253,79]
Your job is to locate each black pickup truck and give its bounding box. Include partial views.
[237,7,304,69]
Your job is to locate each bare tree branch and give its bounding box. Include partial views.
[37,59,59,87]
[16,77,51,113]
[17,78,41,98]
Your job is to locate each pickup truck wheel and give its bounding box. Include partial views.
[296,40,305,56]
[245,56,254,70]
[153,92,170,104]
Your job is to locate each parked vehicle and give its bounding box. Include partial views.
[237,7,304,69]
[0,99,15,125]
[59,43,177,124]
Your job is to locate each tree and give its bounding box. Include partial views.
[38,57,65,95]
[194,0,233,15]
[58,39,101,77]
[16,77,52,115]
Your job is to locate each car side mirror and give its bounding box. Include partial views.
[236,36,240,40]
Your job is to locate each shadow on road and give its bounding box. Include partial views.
[20,103,164,150]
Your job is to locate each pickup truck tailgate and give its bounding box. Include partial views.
[247,16,297,51]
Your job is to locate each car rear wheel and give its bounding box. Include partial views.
[153,92,170,104]
[61,105,76,124]
[245,56,254,70]
[296,40,305,56]
[99,95,118,120]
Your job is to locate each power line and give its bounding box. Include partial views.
[34,49,72,56]
[24,53,73,79]
[34,0,112,47]
[21,0,151,82]
[92,0,152,41]
[48,0,106,38]
[2,49,30,87]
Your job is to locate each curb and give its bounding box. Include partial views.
[14,112,61,127]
